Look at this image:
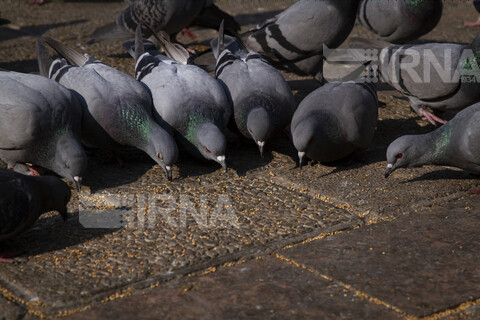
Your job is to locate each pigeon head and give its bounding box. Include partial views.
[195,122,227,169]
[385,135,418,178]
[145,124,179,181]
[246,108,272,158]
[53,134,87,191]
[292,117,318,169]
[38,175,72,221]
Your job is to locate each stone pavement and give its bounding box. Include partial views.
[1,1,480,319]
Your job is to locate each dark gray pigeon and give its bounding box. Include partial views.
[0,169,70,244]
[291,80,378,168]
[211,22,296,157]
[125,26,232,169]
[0,70,87,190]
[243,0,359,82]
[90,0,239,43]
[38,37,178,180]
[385,102,480,192]
[353,35,480,125]
[357,0,442,43]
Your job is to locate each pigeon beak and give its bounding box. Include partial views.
[385,163,394,178]
[257,141,265,158]
[74,176,82,192]
[298,152,305,170]
[165,166,173,182]
[217,155,227,171]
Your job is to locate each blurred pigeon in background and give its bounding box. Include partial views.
[211,21,296,157]
[352,35,480,125]
[242,0,359,82]
[357,0,442,43]
[385,102,480,194]
[90,0,239,43]
[0,70,87,190]
[37,37,178,181]
[125,26,232,169]
[291,80,378,168]
[0,169,71,260]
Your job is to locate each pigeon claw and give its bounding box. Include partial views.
[419,109,447,126]
[464,16,480,27]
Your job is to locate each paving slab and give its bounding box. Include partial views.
[0,295,26,320]
[63,256,403,320]
[0,173,360,317]
[0,1,479,319]
[281,198,480,318]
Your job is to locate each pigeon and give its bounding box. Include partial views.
[211,21,296,157]
[124,26,232,168]
[0,70,87,190]
[37,37,178,180]
[351,35,480,125]
[464,0,480,27]
[90,0,239,43]
[242,0,359,82]
[385,102,480,194]
[291,80,378,168]
[0,169,70,244]
[357,0,442,44]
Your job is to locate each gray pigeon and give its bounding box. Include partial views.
[0,168,70,244]
[90,0,239,43]
[125,26,232,169]
[243,0,359,82]
[291,80,378,167]
[210,22,296,157]
[353,34,480,125]
[357,0,442,43]
[37,37,178,181]
[385,102,480,186]
[0,70,87,190]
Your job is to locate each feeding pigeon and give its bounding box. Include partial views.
[465,0,480,27]
[385,102,480,193]
[90,0,239,43]
[0,70,87,190]
[291,80,378,168]
[0,169,70,251]
[210,21,296,157]
[242,0,359,82]
[37,37,178,180]
[351,35,480,125]
[357,0,442,43]
[124,26,232,169]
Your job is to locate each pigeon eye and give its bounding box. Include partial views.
[396,153,403,159]
[156,152,163,160]
[249,129,253,134]
[65,162,70,169]
[205,147,211,153]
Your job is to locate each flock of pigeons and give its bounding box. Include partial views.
[1,0,480,254]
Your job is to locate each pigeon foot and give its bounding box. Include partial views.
[464,16,480,27]
[419,108,447,126]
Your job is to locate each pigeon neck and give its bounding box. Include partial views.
[422,125,455,166]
